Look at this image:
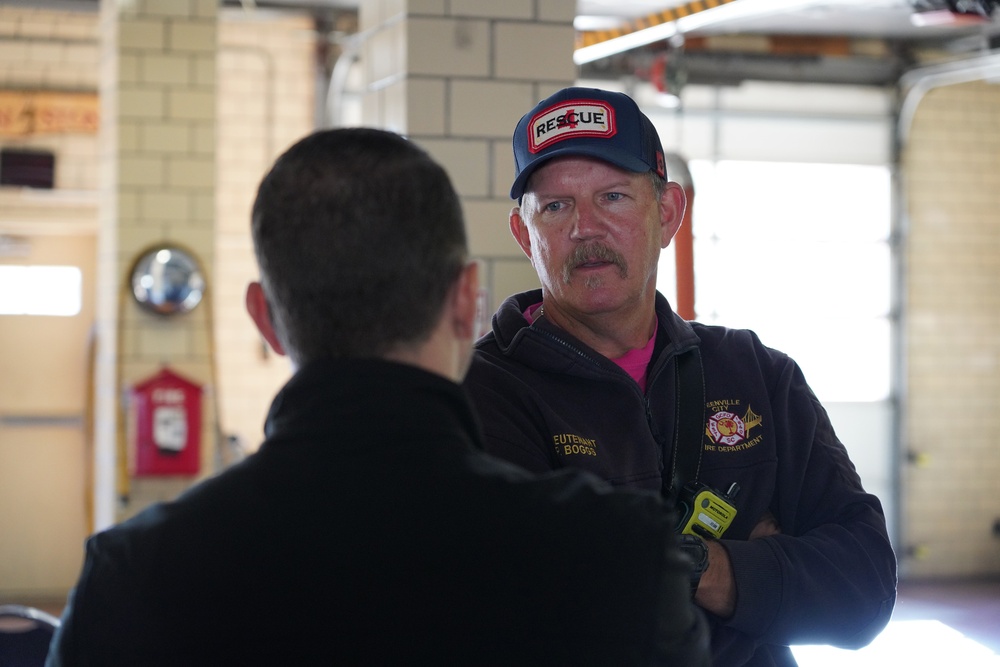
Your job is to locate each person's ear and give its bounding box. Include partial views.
[450,261,480,340]
[509,206,533,262]
[659,181,688,248]
[245,281,287,356]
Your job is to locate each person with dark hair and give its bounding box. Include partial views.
[463,88,897,666]
[47,128,709,666]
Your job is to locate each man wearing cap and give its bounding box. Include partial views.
[463,87,897,666]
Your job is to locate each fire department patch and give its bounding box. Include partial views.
[706,405,762,447]
[708,411,745,445]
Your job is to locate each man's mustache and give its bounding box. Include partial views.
[563,243,628,281]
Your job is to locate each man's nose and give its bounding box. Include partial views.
[569,201,606,240]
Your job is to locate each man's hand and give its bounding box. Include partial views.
[749,511,781,539]
[694,539,736,617]
[694,512,782,618]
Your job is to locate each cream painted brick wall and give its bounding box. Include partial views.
[118,155,165,187]
[902,80,1000,579]
[168,21,216,53]
[406,17,490,77]
[450,0,533,20]
[404,78,447,134]
[95,1,220,522]
[494,22,576,82]
[0,9,99,190]
[168,89,215,119]
[140,122,190,152]
[463,199,524,258]
[538,0,578,22]
[448,79,535,139]
[140,0,198,20]
[118,87,165,118]
[417,137,490,197]
[491,136,516,200]
[214,10,315,452]
[140,190,190,221]
[119,20,166,50]
[167,156,214,188]
[490,258,540,313]
[141,53,192,85]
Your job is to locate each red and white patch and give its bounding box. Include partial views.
[708,411,746,446]
[528,99,616,154]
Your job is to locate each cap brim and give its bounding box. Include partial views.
[510,145,653,200]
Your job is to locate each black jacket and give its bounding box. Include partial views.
[464,289,897,666]
[48,359,708,666]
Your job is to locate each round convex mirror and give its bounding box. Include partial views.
[130,246,206,316]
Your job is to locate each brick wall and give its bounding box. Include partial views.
[357,0,577,314]
[902,80,1000,578]
[214,9,315,453]
[0,6,99,190]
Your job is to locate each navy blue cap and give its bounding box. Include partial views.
[510,87,666,200]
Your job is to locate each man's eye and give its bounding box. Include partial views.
[544,201,563,212]
[606,192,624,201]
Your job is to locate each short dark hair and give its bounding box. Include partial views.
[251,128,468,365]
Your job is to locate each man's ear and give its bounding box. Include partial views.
[450,261,480,340]
[659,181,688,248]
[245,281,287,356]
[509,206,533,262]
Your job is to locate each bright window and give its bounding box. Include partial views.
[659,160,892,402]
[0,265,82,316]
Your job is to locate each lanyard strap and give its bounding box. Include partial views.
[664,347,706,501]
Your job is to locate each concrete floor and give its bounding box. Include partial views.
[888,579,1000,653]
[793,578,1000,665]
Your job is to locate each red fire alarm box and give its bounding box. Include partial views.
[131,368,202,476]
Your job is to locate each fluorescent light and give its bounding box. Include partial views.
[575,22,678,65]
[573,0,874,65]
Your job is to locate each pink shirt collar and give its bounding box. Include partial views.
[525,302,657,392]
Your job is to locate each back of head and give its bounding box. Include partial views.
[251,128,468,366]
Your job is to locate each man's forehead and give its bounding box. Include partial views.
[525,155,643,192]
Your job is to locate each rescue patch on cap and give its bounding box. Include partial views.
[528,99,616,154]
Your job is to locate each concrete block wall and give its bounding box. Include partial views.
[357,0,577,313]
[0,4,313,540]
[214,9,315,453]
[0,6,100,191]
[902,80,1000,578]
[95,0,220,524]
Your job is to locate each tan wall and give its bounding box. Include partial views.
[214,9,314,453]
[95,0,221,522]
[0,5,310,597]
[901,80,1000,578]
[0,5,101,600]
[0,7,100,191]
[0,5,310,447]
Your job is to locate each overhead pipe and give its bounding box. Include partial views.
[897,48,1000,144]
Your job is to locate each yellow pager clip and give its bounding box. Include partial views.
[679,485,738,540]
